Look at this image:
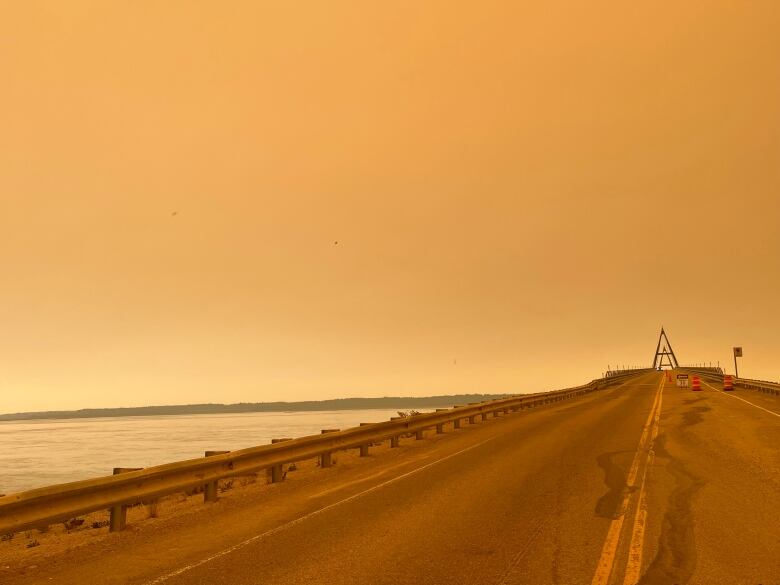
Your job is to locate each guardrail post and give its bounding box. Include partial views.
[320,430,339,467]
[204,451,229,502]
[109,467,142,532]
[109,504,127,533]
[269,439,292,483]
[453,406,465,428]
[480,411,488,421]
[435,409,448,433]
[415,429,425,440]
[358,423,372,456]
[387,417,403,447]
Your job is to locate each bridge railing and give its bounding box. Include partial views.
[679,368,780,396]
[679,367,725,381]
[732,378,780,396]
[679,366,723,374]
[0,371,650,536]
[605,368,649,378]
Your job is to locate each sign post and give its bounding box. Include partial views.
[733,347,743,378]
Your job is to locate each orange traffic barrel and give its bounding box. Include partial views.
[692,376,702,391]
[723,375,734,391]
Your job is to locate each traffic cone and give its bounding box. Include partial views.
[723,375,734,391]
[692,376,702,391]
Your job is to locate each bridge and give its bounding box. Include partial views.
[1,334,779,584]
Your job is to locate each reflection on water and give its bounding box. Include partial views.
[0,408,428,494]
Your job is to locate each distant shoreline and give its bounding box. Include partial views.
[0,394,511,422]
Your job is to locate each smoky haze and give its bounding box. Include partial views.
[1,1,778,413]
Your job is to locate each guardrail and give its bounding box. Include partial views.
[0,370,650,536]
[679,366,723,374]
[733,377,780,396]
[679,368,780,396]
[679,367,725,382]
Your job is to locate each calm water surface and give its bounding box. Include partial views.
[0,408,430,494]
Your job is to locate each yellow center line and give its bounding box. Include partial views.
[622,378,663,585]
[591,375,665,585]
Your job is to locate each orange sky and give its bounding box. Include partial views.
[1,1,779,413]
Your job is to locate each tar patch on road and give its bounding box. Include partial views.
[680,406,711,427]
[637,433,705,585]
[594,451,634,519]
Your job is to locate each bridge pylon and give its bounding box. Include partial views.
[652,327,679,370]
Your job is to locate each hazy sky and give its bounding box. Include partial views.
[2,1,779,413]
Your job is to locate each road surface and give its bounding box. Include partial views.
[3,371,779,584]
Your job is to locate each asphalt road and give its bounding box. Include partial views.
[4,371,779,585]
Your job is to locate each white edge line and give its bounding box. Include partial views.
[144,437,496,584]
[701,381,780,418]
[145,374,644,584]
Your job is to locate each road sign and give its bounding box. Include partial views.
[733,346,743,378]
[676,374,689,388]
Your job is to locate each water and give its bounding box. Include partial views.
[0,408,427,495]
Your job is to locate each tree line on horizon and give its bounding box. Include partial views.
[0,394,512,422]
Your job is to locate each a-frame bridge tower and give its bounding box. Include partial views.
[652,327,679,370]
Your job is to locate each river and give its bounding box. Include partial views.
[0,408,431,495]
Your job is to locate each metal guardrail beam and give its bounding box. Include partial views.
[733,378,780,395]
[679,368,780,396]
[0,371,649,535]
